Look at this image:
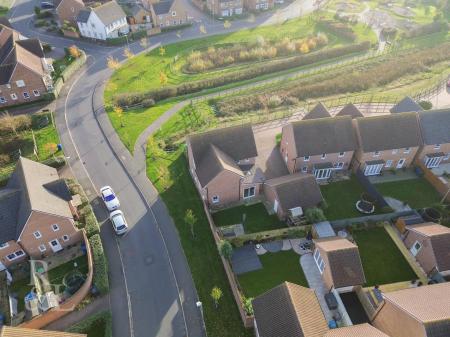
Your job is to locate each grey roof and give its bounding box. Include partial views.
[335,103,364,119]
[0,64,15,85]
[418,109,450,145]
[16,39,44,58]
[390,96,423,114]
[355,112,422,152]
[77,8,91,23]
[303,102,331,120]
[153,0,174,15]
[0,189,21,243]
[265,173,323,211]
[92,1,126,26]
[0,17,13,28]
[289,116,357,157]
[313,221,336,238]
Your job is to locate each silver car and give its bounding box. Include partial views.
[109,210,128,235]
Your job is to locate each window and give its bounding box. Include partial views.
[10,93,17,100]
[338,152,345,157]
[404,147,410,154]
[334,162,344,169]
[313,249,325,274]
[303,156,310,162]
[52,224,60,231]
[373,151,380,157]
[243,187,256,199]
[212,195,219,204]
[23,92,30,99]
[392,149,398,154]
[410,241,422,257]
[321,153,326,159]
[33,231,42,239]
[385,160,393,168]
[444,153,450,161]
[33,90,40,97]
[0,97,6,104]
[39,244,46,252]
[62,235,70,242]
[50,239,59,247]
[434,144,441,150]
[302,166,308,173]
[172,11,176,16]
[16,80,25,87]
[7,250,25,261]
[0,242,9,249]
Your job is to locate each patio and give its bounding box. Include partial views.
[431,162,450,177]
[368,168,419,184]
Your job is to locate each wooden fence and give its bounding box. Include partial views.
[415,160,450,203]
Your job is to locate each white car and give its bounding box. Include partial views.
[110,210,128,235]
[100,186,120,211]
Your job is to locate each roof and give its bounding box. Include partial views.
[1,326,86,337]
[335,103,364,119]
[355,112,422,152]
[54,0,84,10]
[398,214,423,226]
[16,39,45,58]
[323,324,390,337]
[0,157,73,243]
[313,221,336,238]
[252,282,328,337]
[77,8,91,23]
[303,102,331,120]
[92,1,126,26]
[390,96,423,114]
[418,108,450,145]
[153,0,174,15]
[0,17,13,29]
[288,116,357,157]
[315,237,366,288]
[128,4,148,16]
[382,282,450,323]
[265,173,323,211]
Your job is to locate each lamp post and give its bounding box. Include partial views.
[196,301,207,335]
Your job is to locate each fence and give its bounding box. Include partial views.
[355,168,389,208]
[52,51,87,98]
[329,210,419,229]
[415,160,450,203]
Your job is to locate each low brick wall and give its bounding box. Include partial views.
[415,160,450,203]
[18,230,93,329]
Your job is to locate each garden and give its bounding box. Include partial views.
[68,310,112,337]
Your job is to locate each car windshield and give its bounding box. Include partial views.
[112,214,125,228]
[116,225,126,230]
[104,194,115,202]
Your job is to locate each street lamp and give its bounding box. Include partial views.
[196,301,207,335]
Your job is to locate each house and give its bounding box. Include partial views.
[252,282,329,337]
[416,108,450,169]
[403,222,450,275]
[152,0,188,28]
[54,0,85,27]
[206,0,243,17]
[313,237,366,291]
[0,326,86,337]
[390,96,423,114]
[263,173,323,220]
[77,1,129,40]
[303,102,332,120]
[0,158,82,269]
[353,112,422,176]
[324,323,390,337]
[372,282,450,337]
[244,0,274,12]
[0,21,53,108]
[280,116,357,179]
[126,4,154,31]
[187,124,262,208]
[335,103,364,119]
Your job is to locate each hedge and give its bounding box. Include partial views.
[67,310,112,337]
[402,21,449,39]
[106,30,147,46]
[89,234,110,295]
[114,42,371,106]
[84,209,101,237]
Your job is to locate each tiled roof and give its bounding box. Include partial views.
[324,323,390,337]
[93,1,126,26]
[390,96,423,114]
[1,326,86,337]
[335,103,364,119]
[417,108,450,145]
[77,8,91,23]
[153,0,174,15]
[303,102,331,120]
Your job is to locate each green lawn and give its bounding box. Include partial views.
[147,148,252,337]
[353,227,417,286]
[237,250,307,298]
[9,277,31,312]
[212,203,285,234]
[375,178,441,209]
[47,255,88,286]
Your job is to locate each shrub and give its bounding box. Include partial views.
[141,98,155,108]
[67,310,112,337]
[418,100,432,110]
[268,95,282,108]
[0,154,10,166]
[88,234,109,294]
[305,207,326,223]
[318,20,357,41]
[84,211,100,237]
[218,240,233,260]
[402,21,449,39]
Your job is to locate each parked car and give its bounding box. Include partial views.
[100,186,120,211]
[40,1,54,8]
[110,210,128,235]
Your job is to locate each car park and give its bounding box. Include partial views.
[100,186,120,211]
[110,210,128,235]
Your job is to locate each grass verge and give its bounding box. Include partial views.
[67,310,112,337]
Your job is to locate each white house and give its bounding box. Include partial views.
[76,0,129,40]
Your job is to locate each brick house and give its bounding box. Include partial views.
[324,324,390,337]
[0,158,82,269]
[152,0,188,28]
[244,0,274,12]
[280,116,357,179]
[263,173,323,220]
[313,237,366,292]
[126,4,154,31]
[372,282,450,337]
[416,108,450,169]
[206,0,243,17]
[0,21,53,108]
[54,0,85,27]
[187,124,262,208]
[353,112,422,176]
[403,222,450,276]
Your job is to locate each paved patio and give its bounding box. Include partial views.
[431,163,450,176]
[369,168,419,184]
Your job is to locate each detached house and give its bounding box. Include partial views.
[0,158,82,269]
[187,124,262,208]
[153,0,187,28]
[417,109,450,169]
[280,116,357,179]
[372,282,450,337]
[77,1,129,40]
[54,0,85,27]
[244,0,274,12]
[404,222,450,275]
[353,112,422,176]
[313,237,366,292]
[0,21,53,108]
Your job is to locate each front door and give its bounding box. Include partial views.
[396,158,406,169]
[273,199,279,213]
[49,239,63,253]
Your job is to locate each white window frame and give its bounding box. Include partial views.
[243,187,256,199]
[212,195,220,204]
[10,93,17,100]
[396,158,406,169]
[321,153,326,160]
[0,242,9,249]
[373,151,380,157]
[33,90,40,97]
[62,234,70,242]
[404,147,411,154]
[33,231,42,239]
[23,92,30,99]
[434,144,441,150]
[410,241,422,257]
[392,149,398,154]
[52,224,60,231]
[302,166,308,173]
[0,97,6,104]
[385,160,393,168]
[338,152,345,157]
[313,249,325,274]
[39,244,46,252]
[334,162,344,169]
[7,250,25,261]
[444,153,450,161]
[172,11,176,16]
[303,156,310,162]
[16,80,25,87]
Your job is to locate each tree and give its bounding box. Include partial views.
[241,296,254,316]
[123,48,134,59]
[68,45,81,58]
[218,240,233,260]
[184,209,197,239]
[159,46,166,56]
[43,143,58,158]
[159,71,168,86]
[107,56,120,70]
[113,106,124,127]
[305,207,326,224]
[211,286,223,308]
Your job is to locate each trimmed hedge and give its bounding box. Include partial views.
[114,42,371,106]
[78,204,101,237]
[402,21,449,39]
[89,234,110,295]
[67,310,112,337]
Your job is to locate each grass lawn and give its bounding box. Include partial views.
[353,227,417,286]
[212,203,285,234]
[237,250,307,298]
[9,277,31,312]
[321,177,370,220]
[47,255,89,286]
[375,178,441,209]
[147,147,252,337]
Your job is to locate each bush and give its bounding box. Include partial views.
[0,154,10,166]
[67,310,112,337]
[305,207,326,223]
[402,21,449,39]
[418,100,432,110]
[88,234,109,294]
[318,20,357,41]
[84,210,100,237]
